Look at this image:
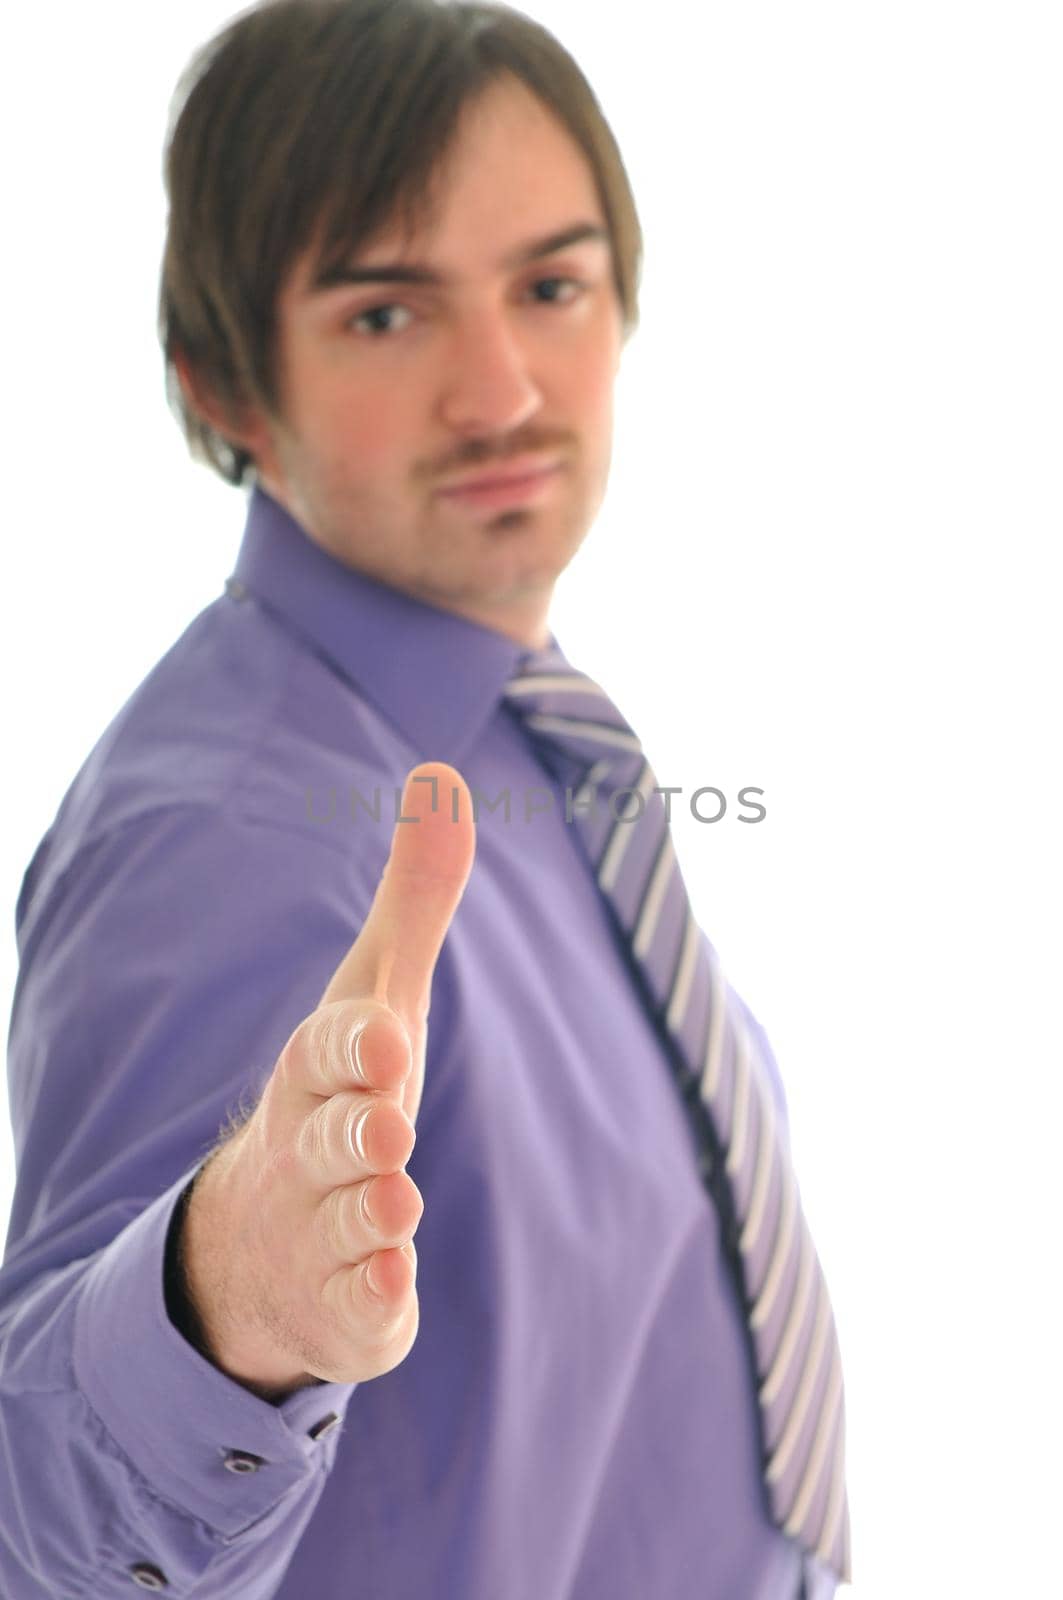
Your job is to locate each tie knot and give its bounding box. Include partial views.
[503,652,645,792]
[499,649,643,800]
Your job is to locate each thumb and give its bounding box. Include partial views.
[318,762,476,1024]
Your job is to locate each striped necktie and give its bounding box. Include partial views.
[503,644,852,1585]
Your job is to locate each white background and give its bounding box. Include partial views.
[2,3,1060,1594]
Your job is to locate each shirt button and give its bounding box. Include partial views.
[223,1449,266,1474]
[129,1564,169,1590]
[224,577,248,601]
[308,1412,340,1442]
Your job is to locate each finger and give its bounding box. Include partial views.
[362,1240,418,1309]
[319,761,476,1025]
[320,1242,419,1349]
[280,999,412,1104]
[296,1089,416,1191]
[314,1171,424,1273]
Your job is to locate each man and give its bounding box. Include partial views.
[0,3,850,1596]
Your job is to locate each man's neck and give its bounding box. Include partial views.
[403,588,552,651]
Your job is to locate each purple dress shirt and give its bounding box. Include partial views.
[1,488,836,1598]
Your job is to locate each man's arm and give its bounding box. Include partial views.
[0,771,471,1597]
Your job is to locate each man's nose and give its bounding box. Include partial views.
[437,310,543,437]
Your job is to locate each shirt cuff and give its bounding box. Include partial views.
[73,1167,357,1536]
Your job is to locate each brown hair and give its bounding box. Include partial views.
[159,0,643,486]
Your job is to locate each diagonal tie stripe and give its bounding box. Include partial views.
[504,647,852,1584]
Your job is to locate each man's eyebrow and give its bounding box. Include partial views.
[311,222,611,293]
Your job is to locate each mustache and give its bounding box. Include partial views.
[431,438,573,475]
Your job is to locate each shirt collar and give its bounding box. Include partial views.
[228,486,562,764]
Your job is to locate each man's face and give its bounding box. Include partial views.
[240,76,625,646]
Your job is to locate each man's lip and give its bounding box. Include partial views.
[436,457,563,494]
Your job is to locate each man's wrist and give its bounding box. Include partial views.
[171,1142,325,1404]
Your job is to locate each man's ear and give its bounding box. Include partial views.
[172,346,265,461]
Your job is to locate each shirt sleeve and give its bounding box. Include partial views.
[0,802,380,1597]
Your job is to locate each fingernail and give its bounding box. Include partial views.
[349,1105,372,1163]
[353,1028,368,1084]
[365,1256,383,1301]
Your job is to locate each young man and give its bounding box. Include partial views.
[0,3,850,1595]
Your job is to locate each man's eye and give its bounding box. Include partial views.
[349,303,414,337]
[347,279,584,335]
[530,276,585,304]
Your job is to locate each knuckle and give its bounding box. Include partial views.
[318,1187,352,1261]
[297,1096,336,1174]
[309,1002,357,1090]
[303,1103,326,1170]
[275,1019,307,1092]
[316,1004,344,1074]
[293,1107,315,1171]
